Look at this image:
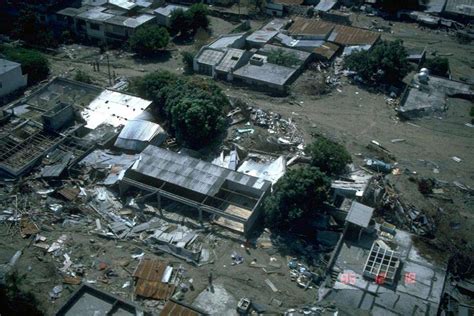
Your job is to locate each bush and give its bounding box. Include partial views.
[0,45,49,85]
[12,9,58,48]
[129,25,169,56]
[132,71,228,148]
[170,4,209,37]
[344,40,409,84]
[267,49,299,67]
[181,51,195,73]
[306,137,352,176]
[423,57,449,77]
[74,70,92,84]
[264,166,331,231]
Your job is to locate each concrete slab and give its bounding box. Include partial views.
[193,283,238,316]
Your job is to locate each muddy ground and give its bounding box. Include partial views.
[1,13,473,315]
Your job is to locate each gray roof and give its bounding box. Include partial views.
[77,7,114,22]
[345,201,374,227]
[208,33,246,49]
[233,62,297,86]
[196,48,225,66]
[106,14,155,28]
[444,0,474,16]
[114,120,166,151]
[315,0,337,11]
[215,49,246,73]
[0,59,21,75]
[154,5,188,17]
[129,145,268,196]
[247,19,289,44]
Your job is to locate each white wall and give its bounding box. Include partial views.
[0,66,28,97]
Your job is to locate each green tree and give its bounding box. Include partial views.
[170,4,209,37]
[267,49,300,67]
[181,51,195,73]
[170,98,225,147]
[344,40,410,84]
[0,45,49,85]
[13,8,57,48]
[187,4,210,31]
[423,57,449,77]
[170,9,192,36]
[306,137,352,176]
[74,70,92,84]
[129,25,169,56]
[131,71,228,148]
[264,167,330,230]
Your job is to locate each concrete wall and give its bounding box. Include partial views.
[0,66,27,97]
[86,21,106,41]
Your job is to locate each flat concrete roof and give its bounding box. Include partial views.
[0,58,21,75]
[196,48,225,66]
[330,226,447,315]
[233,62,297,86]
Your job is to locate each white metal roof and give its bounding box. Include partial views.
[81,90,152,129]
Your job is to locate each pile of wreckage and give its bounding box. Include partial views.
[228,103,305,153]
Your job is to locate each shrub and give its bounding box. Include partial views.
[423,57,449,77]
[181,51,195,73]
[74,70,92,84]
[267,49,300,67]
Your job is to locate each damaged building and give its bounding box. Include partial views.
[119,145,272,235]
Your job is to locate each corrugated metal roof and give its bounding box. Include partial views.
[130,145,267,196]
[133,259,175,300]
[114,119,166,151]
[233,62,297,86]
[196,49,226,66]
[345,201,374,228]
[81,90,152,129]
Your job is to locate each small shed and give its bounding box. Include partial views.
[345,201,375,240]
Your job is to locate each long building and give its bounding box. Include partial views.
[120,145,272,235]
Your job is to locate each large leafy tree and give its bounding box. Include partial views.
[344,40,410,84]
[132,71,227,149]
[170,4,209,37]
[264,167,331,230]
[306,137,352,176]
[129,25,169,56]
[0,45,49,85]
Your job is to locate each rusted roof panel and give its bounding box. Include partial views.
[313,42,340,60]
[273,0,304,5]
[133,259,176,300]
[288,17,380,46]
[161,300,202,316]
[330,25,380,46]
[288,18,334,37]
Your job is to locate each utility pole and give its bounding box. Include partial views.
[106,53,112,86]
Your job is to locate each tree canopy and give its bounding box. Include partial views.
[12,8,58,48]
[264,167,331,231]
[0,45,49,85]
[306,137,352,176]
[344,40,410,84]
[423,57,450,78]
[170,4,209,37]
[74,70,92,84]
[129,25,169,56]
[132,71,227,149]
